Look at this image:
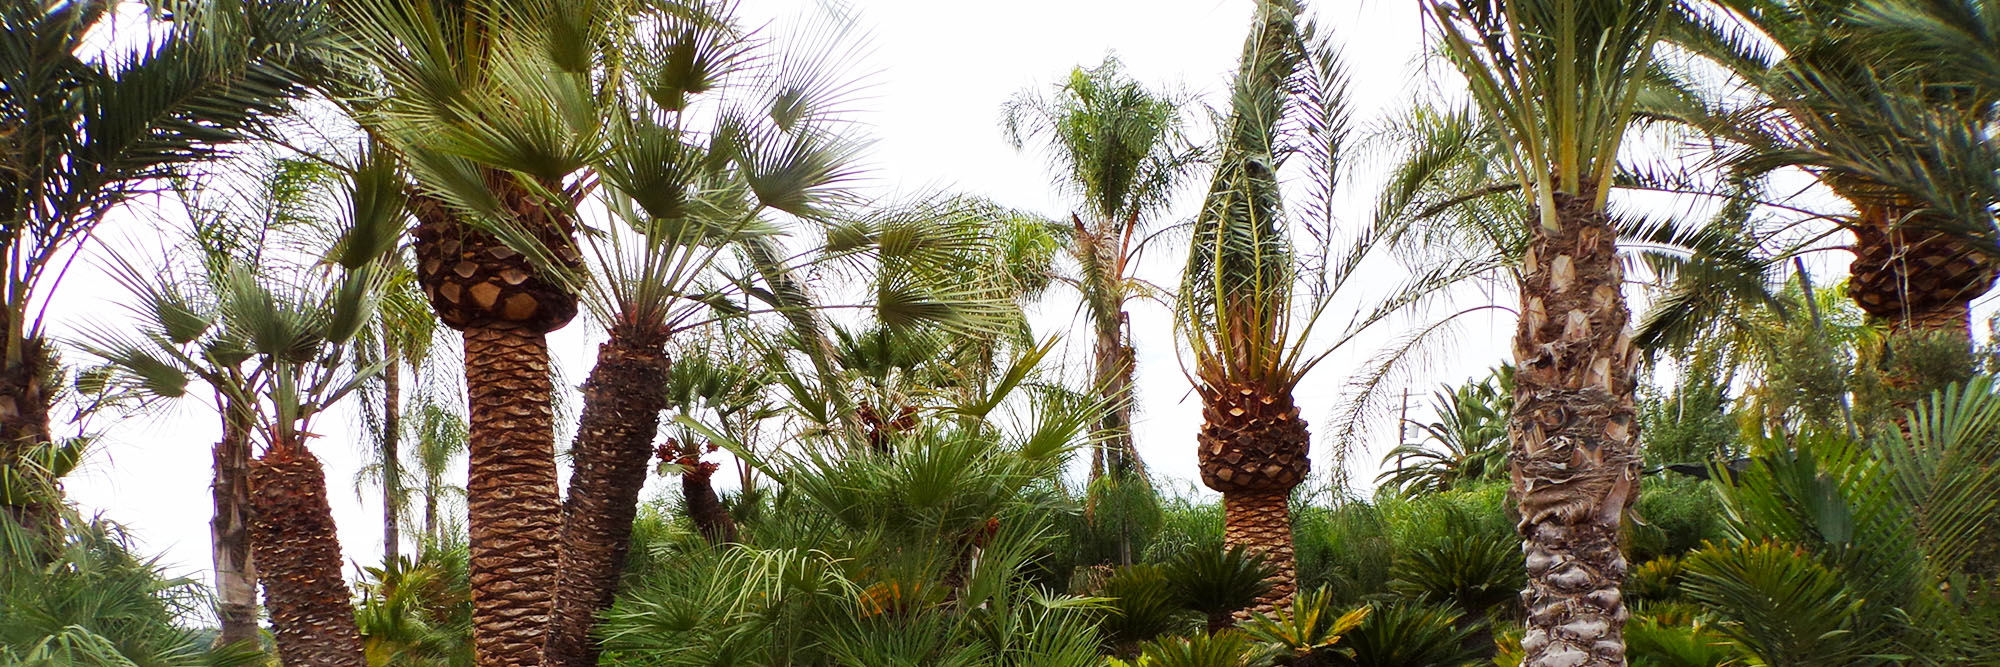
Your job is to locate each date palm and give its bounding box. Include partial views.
[0,0,322,527]
[1426,0,1672,664]
[1663,0,2000,413]
[1005,57,1199,481]
[1180,0,1417,617]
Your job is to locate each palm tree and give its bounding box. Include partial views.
[327,1,608,660]
[1177,0,1389,616]
[1377,367,1513,498]
[85,149,405,665]
[406,396,469,544]
[1004,57,1199,481]
[1663,0,2000,415]
[1425,0,1672,663]
[0,0,322,528]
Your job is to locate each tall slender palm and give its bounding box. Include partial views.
[355,261,439,568]
[1004,58,1198,481]
[328,1,611,660]
[0,0,321,526]
[1178,0,1390,617]
[1426,0,1672,664]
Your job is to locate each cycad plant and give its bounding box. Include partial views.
[0,0,321,528]
[1005,56,1199,481]
[1176,0,1363,615]
[1426,0,1673,663]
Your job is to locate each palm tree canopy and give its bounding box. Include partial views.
[1003,56,1195,230]
[1426,0,1674,224]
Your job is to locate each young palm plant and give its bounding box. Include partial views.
[1425,0,1675,663]
[1004,56,1200,481]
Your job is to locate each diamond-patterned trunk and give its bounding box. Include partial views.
[1197,381,1308,614]
[411,174,579,666]
[1510,192,1641,667]
[249,448,366,667]
[544,336,672,667]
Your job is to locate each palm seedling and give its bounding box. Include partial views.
[1005,56,1201,481]
[1425,0,1675,662]
[0,0,323,529]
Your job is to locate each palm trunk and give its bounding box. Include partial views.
[250,446,366,667]
[1510,192,1640,667]
[1223,490,1296,617]
[544,335,670,667]
[212,399,260,649]
[1198,381,1309,618]
[0,334,56,532]
[683,461,739,546]
[463,325,563,666]
[382,346,403,568]
[1836,186,1995,425]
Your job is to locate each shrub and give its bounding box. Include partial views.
[1625,477,1727,564]
[1292,502,1394,604]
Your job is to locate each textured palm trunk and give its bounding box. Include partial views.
[1844,198,1995,421]
[382,348,403,567]
[1223,490,1296,616]
[411,176,579,666]
[462,325,563,667]
[1197,382,1309,617]
[1092,311,1141,479]
[1510,192,1640,667]
[249,446,367,667]
[212,401,260,649]
[683,461,739,546]
[544,336,670,667]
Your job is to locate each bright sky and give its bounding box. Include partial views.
[50,0,1953,593]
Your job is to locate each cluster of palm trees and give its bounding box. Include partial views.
[2,0,1997,666]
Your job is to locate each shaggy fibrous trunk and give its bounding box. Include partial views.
[1844,197,1995,422]
[1510,192,1640,667]
[212,401,259,649]
[683,461,739,546]
[249,447,366,667]
[544,336,671,667]
[1197,381,1309,617]
[462,325,564,666]
[1092,311,1140,479]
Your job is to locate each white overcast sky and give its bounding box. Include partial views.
[50,0,1991,587]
